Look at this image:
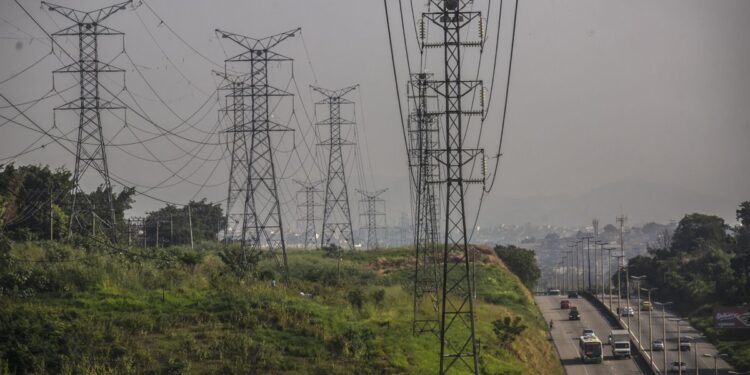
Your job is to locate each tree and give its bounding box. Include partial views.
[492,316,527,349]
[671,213,727,254]
[494,245,541,289]
[0,163,73,240]
[143,199,224,246]
[737,201,750,228]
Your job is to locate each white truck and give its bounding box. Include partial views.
[607,329,631,358]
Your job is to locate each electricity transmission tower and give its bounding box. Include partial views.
[312,85,358,251]
[44,1,131,241]
[217,70,251,245]
[216,28,299,280]
[295,180,323,249]
[409,72,441,335]
[421,1,487,373]
[356,189,387,250]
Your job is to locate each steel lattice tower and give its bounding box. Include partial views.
[45,1,131,241]
[422,1,486,373]
[216,71,249,245]
[409,72,441,335]
[312,85,358,251]
[216,28,299,280]
[295,180,322,250]
[356,189,387,250]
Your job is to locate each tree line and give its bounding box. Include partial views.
[0,163,223,245]
[625,201,750,314]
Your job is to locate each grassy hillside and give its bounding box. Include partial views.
[0,239,562,375]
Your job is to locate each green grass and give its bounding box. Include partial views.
[0,241,563,375]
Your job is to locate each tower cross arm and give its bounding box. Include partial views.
[43,1,132,24]
[311,84,359,100]
[215,28,301,51]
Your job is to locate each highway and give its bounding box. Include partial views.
[536,295,646,375]
[599,294,734,375]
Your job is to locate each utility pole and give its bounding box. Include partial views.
[357,189,388,250]
[45,1,130,242]
[216,28,298,281]
[313,85,358,254]
[421,1,487,373]
[295,180,323,250]
[409,72,441,336]
[617,214,627,266]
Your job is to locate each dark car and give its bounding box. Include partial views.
[568,292,579,298]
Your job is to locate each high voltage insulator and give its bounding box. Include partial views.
[479,18,486,41]
[44,0,132,243]
[419,18,427,41]
[481,155,488,184]
[216,27,300,282]
[480,86,487,112]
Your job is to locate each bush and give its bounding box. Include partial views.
[347,290,365,311]
[372,289,386,307]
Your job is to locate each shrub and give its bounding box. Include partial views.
[372,289,386,307]
[346,289,365,311]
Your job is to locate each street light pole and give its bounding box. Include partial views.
[655,301,672,374]
[568,250,574,294]
[613,255,625,316]
[703,353,727,375]
[606,248,614,309]
[631,275,647,347]
[642,287,657,370]
[670,318,684,375]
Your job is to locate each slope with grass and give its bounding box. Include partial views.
[0,239,562,375]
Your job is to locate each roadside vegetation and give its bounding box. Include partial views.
[624,201,750,371]
[0,232,562,374]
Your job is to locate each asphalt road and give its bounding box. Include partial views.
[599,295,734,375]
[536,295,646,375]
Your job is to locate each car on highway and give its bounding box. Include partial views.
[668,361,687,373]
[652,339,665,351]
[569,306,580,320]
[582,328,595,337]
[560,300,570,309]
[679,339,692,351]
[641,300,652,311]
[568,291,580,298]
[548,288,561,295]
[618,306,635,316]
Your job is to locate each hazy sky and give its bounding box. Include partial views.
[1,0,748,231]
